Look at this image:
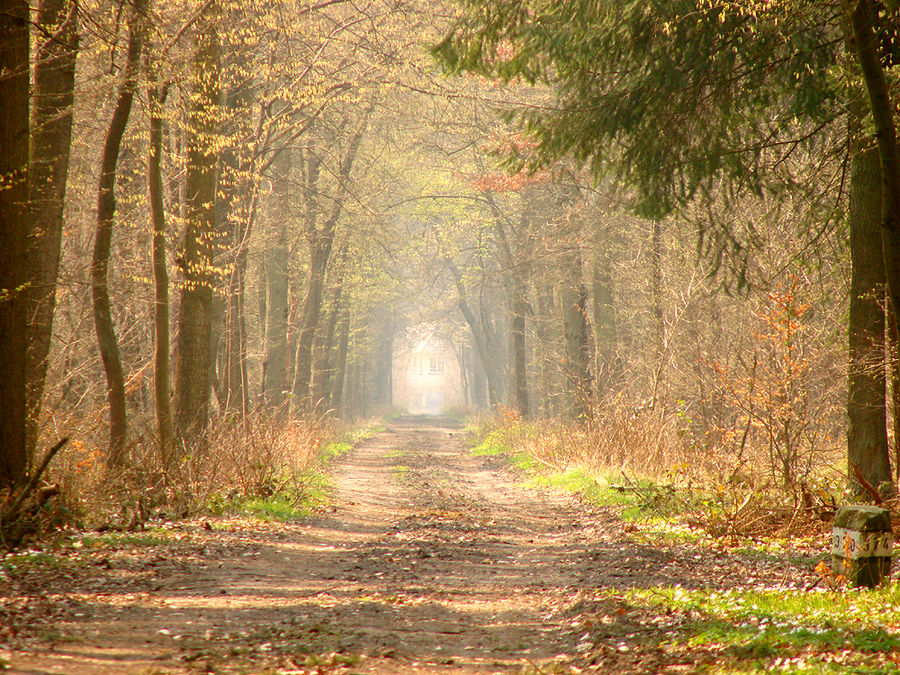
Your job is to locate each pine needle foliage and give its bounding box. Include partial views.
[434,1,843,222]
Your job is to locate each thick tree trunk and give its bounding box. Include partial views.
[26,0,78,455]
[91,0,147,468]
[0,0,31,489]
[846,1,898,493]
[149,83,174,463]
[847,144,892,495]
[175,13,221,442]
[848,0,900,331]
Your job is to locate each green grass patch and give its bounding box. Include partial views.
[470,439,511,456]
[621,584,900,672]
[76,530,171,550]
[627,583,900,629]
[1,550,72,573]
[210,471,334,522]
[322,441,352,458]
[576,583,900,674]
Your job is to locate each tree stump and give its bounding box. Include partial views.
[832,505,893,588]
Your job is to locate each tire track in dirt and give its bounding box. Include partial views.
[3,417,819,674]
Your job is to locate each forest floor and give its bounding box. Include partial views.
[0,417,891,674]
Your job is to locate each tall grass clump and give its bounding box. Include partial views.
[37,409,337,532]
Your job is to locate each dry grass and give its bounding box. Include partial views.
[35,409,335,531]
[469,401,844,540]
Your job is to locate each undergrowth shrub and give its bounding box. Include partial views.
[469,394,843,540]
[40,409,336,531]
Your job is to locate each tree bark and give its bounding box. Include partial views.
[591,245,620,397]
[0,0,31,489]
[846,0,898,494]
[445,259,504,405]
[292,114,369,411]
[26,0,78,455]
[262,158,291,409]
[219,67,255,417]
[509,276,529,417]
[311,248,347,409]
[175,11,221,442]
[848,0,900,335]
[91,0,147,468]
[330,313,351,413]
[149,83,174,463]
[847,143,892,495]
[563,247,592,418]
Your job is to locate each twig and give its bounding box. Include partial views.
[850,462,884,505]
[2,437,69,524]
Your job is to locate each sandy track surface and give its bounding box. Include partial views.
[1,417,817,674]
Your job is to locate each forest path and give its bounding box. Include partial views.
[3,418,815,674]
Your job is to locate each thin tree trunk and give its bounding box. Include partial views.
[331,313,351,413]
[0,0,31,489]
[149,83,174,463]
[175,10,221,442]
[509,277,529,417]
[26,0,78,455]
[563,248,592,419]
[312,249,346,409]
[292,114,369,411]
[445,259,504,406]
[262,167,290,408]
[591,249,619,397]
[91,0,148,468]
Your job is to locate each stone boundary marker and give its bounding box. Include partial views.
[832,505,893,588]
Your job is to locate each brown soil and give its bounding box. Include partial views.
[0,417,820,674]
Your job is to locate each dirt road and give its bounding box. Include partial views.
[2,418,817,674]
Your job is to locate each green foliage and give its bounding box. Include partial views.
[435,0,844,272]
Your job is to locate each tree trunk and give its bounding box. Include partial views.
[293,243,328,410]
[649,218,666,404]
[330,313,351,413]
[0,0,31,489]
[563,248,592,418]
[591,248,619,397]
[311,250,346,409]
[292,115,369,411]
[262,162,291,408]
[91,0,147,468]
[846,1,898,494]
[26,0,78,455]
[175,12,221,442]
[847,143,892,495]
[509,276,529,417]
[848,0,900,335]
[149,83,174,463]
[445,259,504,406]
